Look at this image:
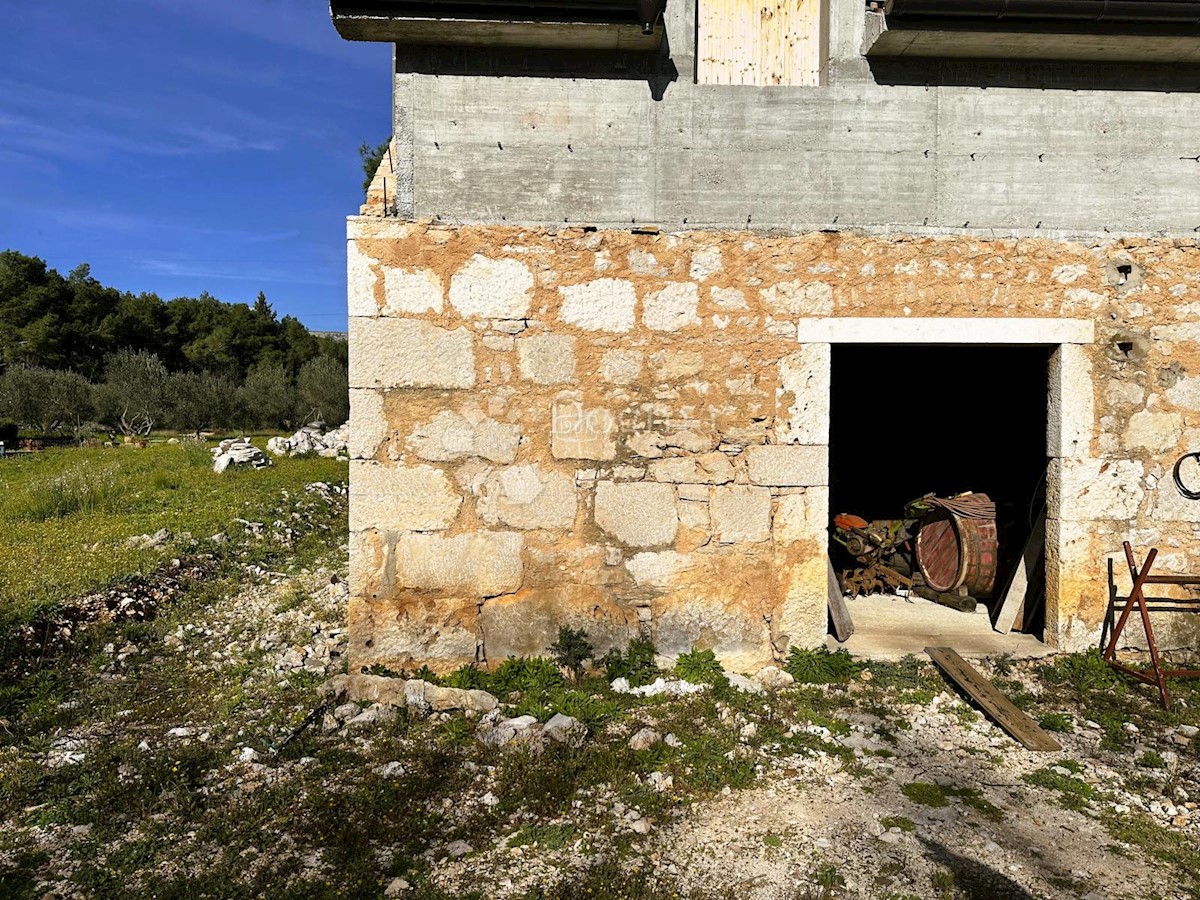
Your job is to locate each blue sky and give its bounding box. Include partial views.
[0,0,391,331]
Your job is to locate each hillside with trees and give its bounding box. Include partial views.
[0,250,348,437]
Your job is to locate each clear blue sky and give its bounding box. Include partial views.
[0,0,391,331]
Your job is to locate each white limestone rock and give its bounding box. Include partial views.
[349,460,462,532]
[383,266,443,315]
[449,254,533,319]
[594,481,678,548]
[559,279,637,332]
[775,344,831,446]
[517,333,576,384]
[710,485,772,543]
[601,349,644,385]
[643,282,701,331]
[393,531,524,595]
[476,464,577,530]
[551,395,617,461]
[348,389,388,459]
[347,241,380,316]
[760,281,833,316]
[348,318,475,390]
[746,445,829,487]
[406,409,520,464]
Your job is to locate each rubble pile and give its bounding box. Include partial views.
[211,438,272,473]
[267,422,349,459]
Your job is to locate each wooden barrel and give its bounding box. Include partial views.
[915,507,999,598]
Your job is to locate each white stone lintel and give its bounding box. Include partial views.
[795,317,1095,345]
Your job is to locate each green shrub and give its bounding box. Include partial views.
[1038,712,1074,733]
[785,646,859,684]
[1041,649,1122,692]
[549,626,593,682]
[486,656,564,697]
[1138,749,1167,769]
[675,648,729,688]
[601,637,659,687]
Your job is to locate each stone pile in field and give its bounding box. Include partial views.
[266,422,349,459]
[211,438,272,473]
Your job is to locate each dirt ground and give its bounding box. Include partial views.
[1,485,1197,899]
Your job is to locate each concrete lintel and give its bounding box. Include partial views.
[795,317,1095,345]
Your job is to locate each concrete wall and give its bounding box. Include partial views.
[386,0,1200,236]
[346,218,1200,673]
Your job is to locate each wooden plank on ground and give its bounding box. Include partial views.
[994,506,1046,635]
[925,646,1061,752]
[827,556,854,642]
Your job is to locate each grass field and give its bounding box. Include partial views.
[0,442,347,632]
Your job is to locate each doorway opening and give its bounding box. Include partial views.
[828,343,1051,638]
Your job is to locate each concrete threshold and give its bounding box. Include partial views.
[827,593,1056,662]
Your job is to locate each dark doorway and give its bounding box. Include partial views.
[828,343,1050,635]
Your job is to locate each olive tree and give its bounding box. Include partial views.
[296,355,349,426]
[97,350,169,436]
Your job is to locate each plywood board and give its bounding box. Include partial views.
[926,647,1061,751]
[827,556,854,642]
[994,506,1046,635]
[697,0,825,86]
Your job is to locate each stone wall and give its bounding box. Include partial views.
[347,216,1200,673]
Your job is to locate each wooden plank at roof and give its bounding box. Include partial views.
[827,556,854,642]
[994,505,1045,635]
[925,647,1062,752]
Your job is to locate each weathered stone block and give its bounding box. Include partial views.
[651,349,704,380]
[551,395,617,460]
[348,388,388,459]
[775,548,829,650]
[678,499,710,530]
[775,344,831,446]
[649,453,734,485]
[479,585,637,660]
[643,283,701,331]
[406,409,519,463]
[449,254,533,319]
[651,559,775,672]
[690,247,723,281]
[1122,409,1182,454]
[711,286,747,309]
[348,596,479,675]
[628,249,667,276]
[1149,474,1200,523]
[349,530,392,600]
[394,532,524,595]
[1167,374,1200,411]
[350,460,462,532]
[477,464,577,530]
[559,279,637,332]
[517,333,576,384]
[746,445,828,487]
[773,488,829,545]
[347,240,379,316]
[760,281,833,316]
[625,550,690,589]
[601,349,643,384]
[710,485,772,543]
[594,481,678,547]
[383,267,443,315]
[349,318,475,390]
[1048,343,1093,458]
[1047,457,1144,522]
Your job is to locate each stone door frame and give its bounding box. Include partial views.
[793,317,1097,646]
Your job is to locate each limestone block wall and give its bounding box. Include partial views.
[347,217,1200,673]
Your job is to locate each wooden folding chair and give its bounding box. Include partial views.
[1101,542,1200,709]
